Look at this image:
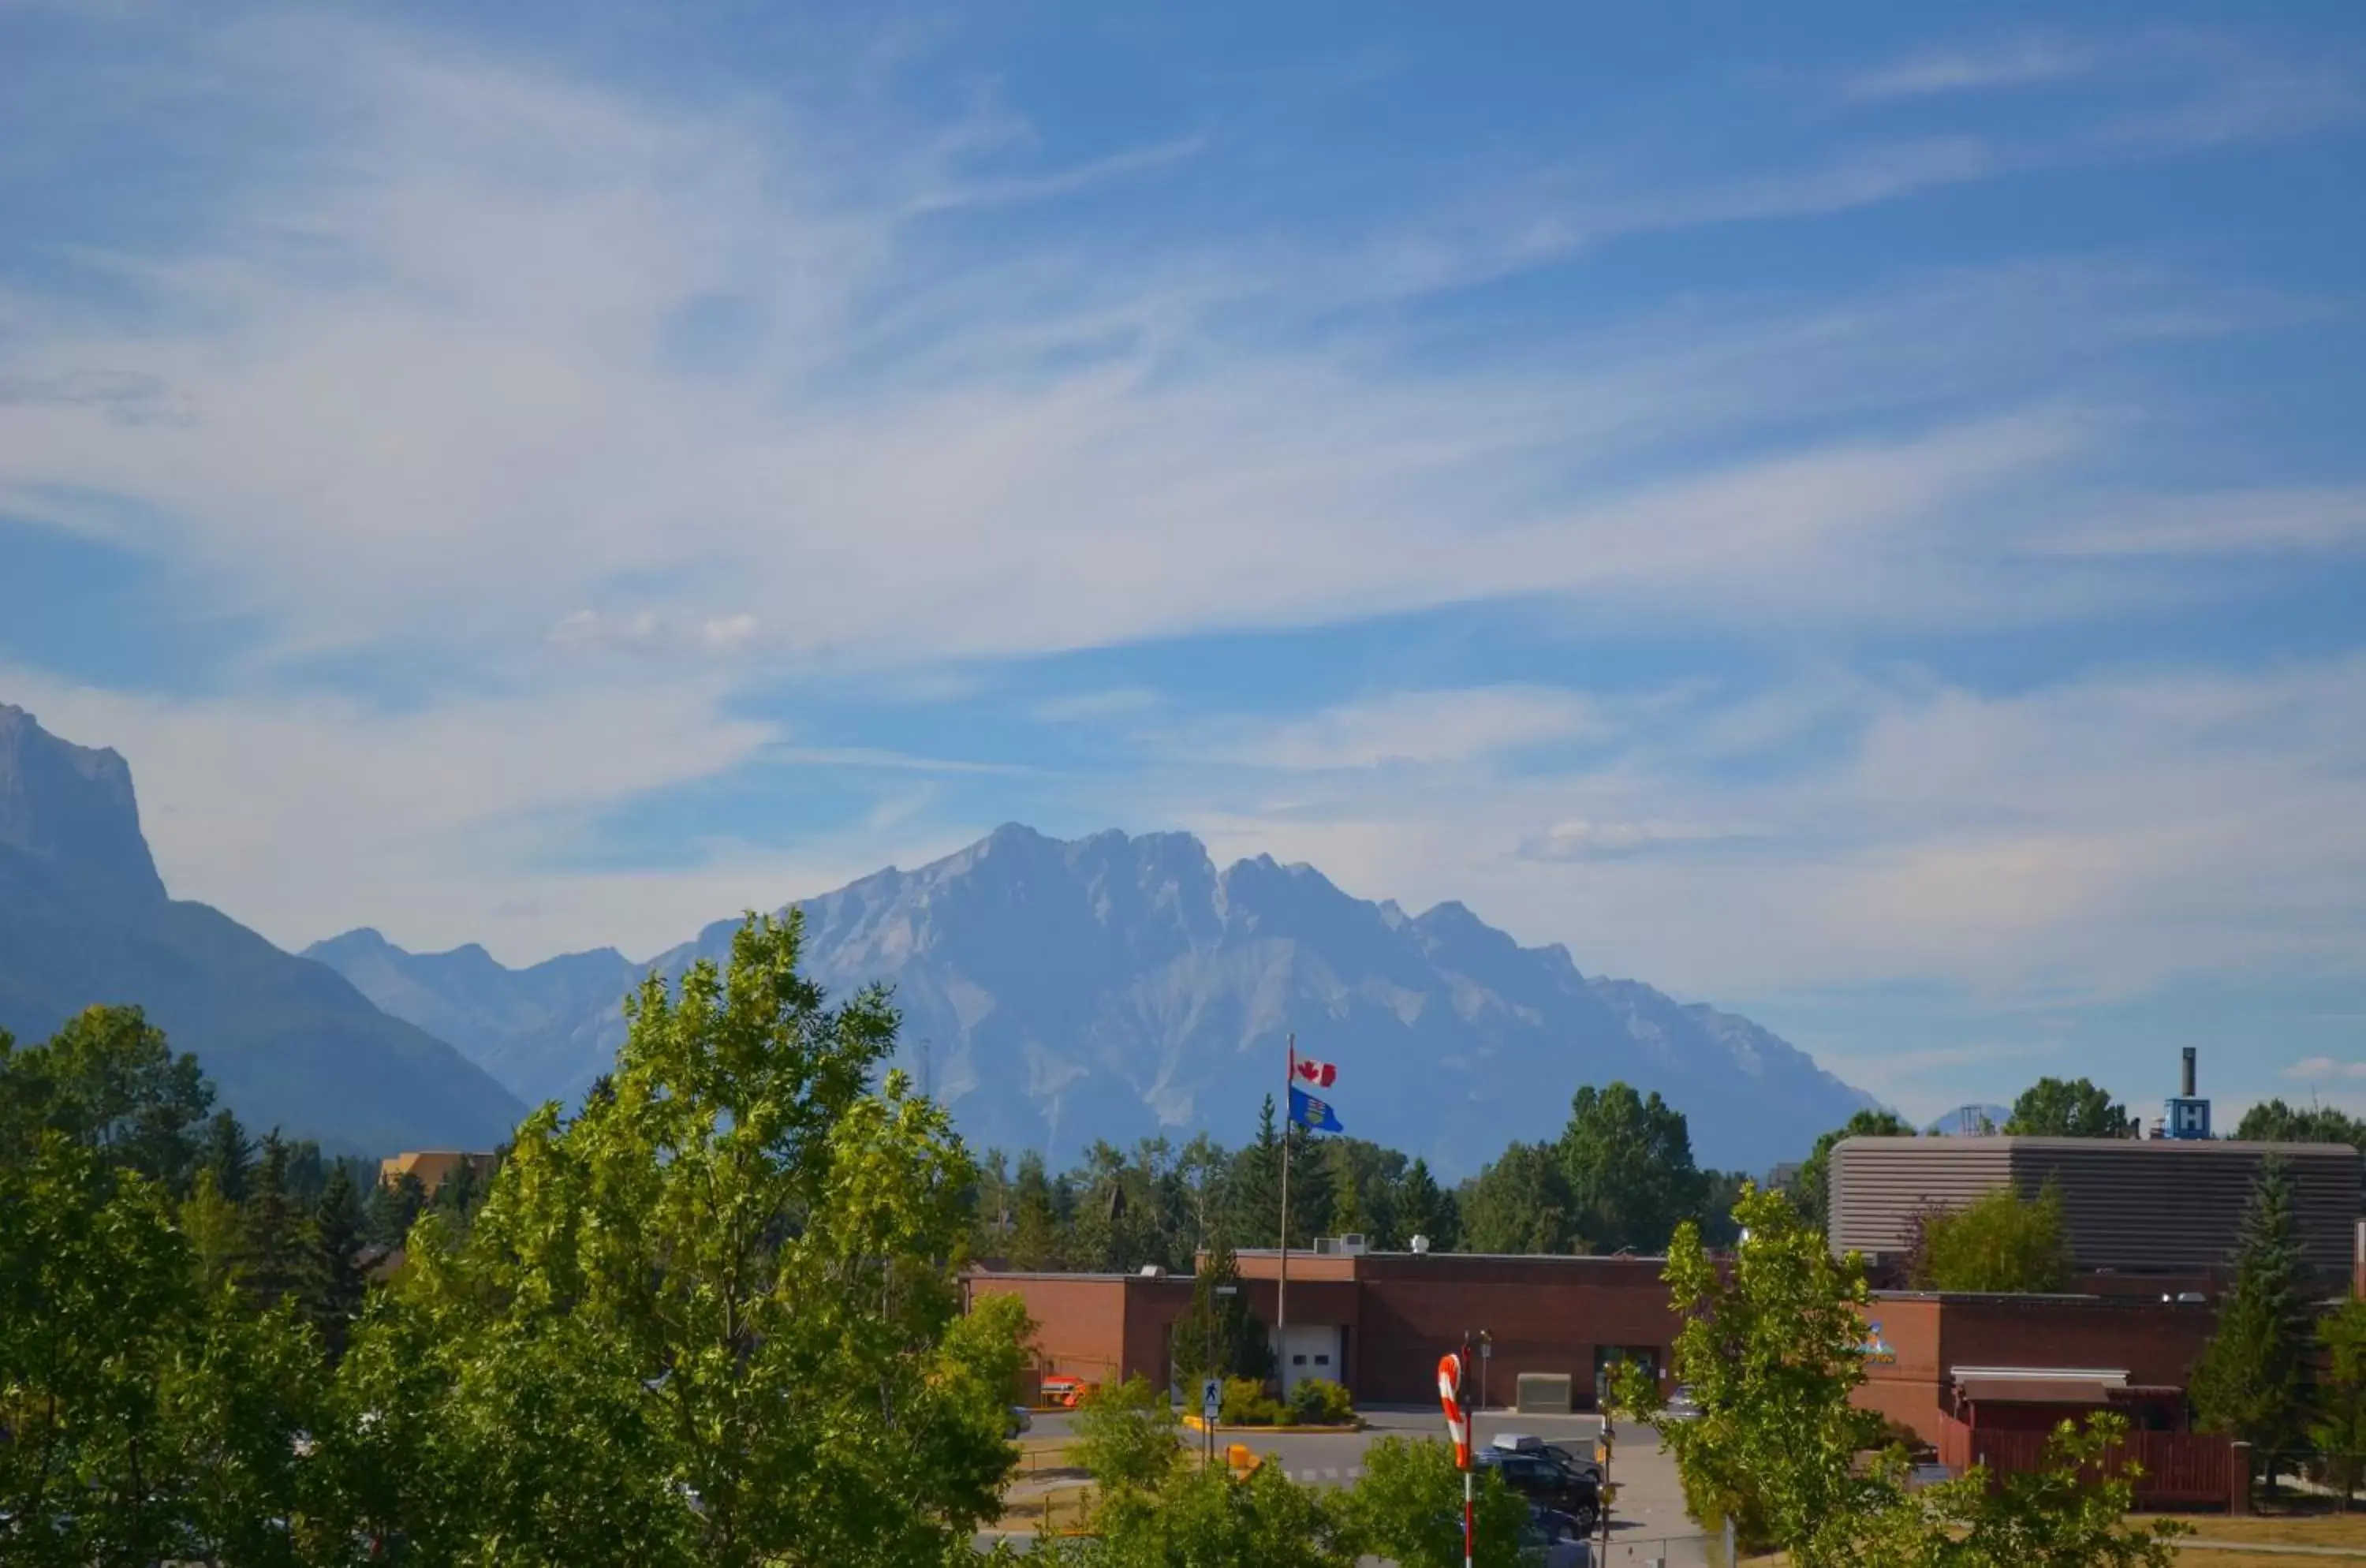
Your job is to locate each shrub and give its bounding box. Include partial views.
[1289,1378,1355,1426]
[1074,1374,1181,1493]
[1220,1376,1286,1426]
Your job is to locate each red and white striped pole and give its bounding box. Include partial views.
[1439,1353,1471,1568]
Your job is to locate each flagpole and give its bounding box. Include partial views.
[1278,1032,1292,1365]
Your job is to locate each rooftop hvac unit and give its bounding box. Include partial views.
[1136,1264,1167,1278]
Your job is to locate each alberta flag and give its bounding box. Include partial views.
[1288,1085,1344,1133]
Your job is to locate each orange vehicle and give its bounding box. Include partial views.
[1039,1375,1096,1409]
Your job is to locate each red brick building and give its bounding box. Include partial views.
[1853,1291,2222,1441]
[966,1249,2232,1428]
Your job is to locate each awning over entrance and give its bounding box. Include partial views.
[1950,1365,2129,1406]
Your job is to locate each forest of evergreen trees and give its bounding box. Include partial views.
[965,1081,1749,1272]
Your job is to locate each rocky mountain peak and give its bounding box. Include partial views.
[0,703,166,902]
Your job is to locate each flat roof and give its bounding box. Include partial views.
[1837,1135,2359,1157]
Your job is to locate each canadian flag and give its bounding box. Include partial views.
[1290,1053,1338,1088]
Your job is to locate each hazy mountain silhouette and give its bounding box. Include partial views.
[0,703,523,1155]
[313,823,1870,1174]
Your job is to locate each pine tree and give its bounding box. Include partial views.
[239,1129,310,1308]
[365,1170,428,1248]
[1009,1149,1062,1269]
[1171,1227,1273,1386]
[1283,1121,1334,1247]
[202,1110,254,1204]
[308,1163,368,1358]
[1396,1157,1457,1251]
[2193,1156,2313,1490]
[1229,1096,1283,1249]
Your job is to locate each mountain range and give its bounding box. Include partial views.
[0,704,522,1154]
[311,824,1873,1175]
[0,698,1875,1172]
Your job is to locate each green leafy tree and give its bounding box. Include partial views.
[1560,1081,1708,1254]
[1172,1132,1233,1253]
[0,1004,212,1191]
[1336,1434,1531,1568]
[341,911,1031,1562]
[1051,1464,1356,1568]
[1697,1169,1750,1249]
[2312,1297,2366,1509]
[1459,1141,1573,1254]
[2004,1077,2134,1139]
[1907,1180,2074,1294]
[1394,1156,1459,1251]
[2237,1099,2366,1150]
[0,1129,323,1563]
[180,1166,246,1295]
[1830,1413,2183,1566]
[1610,1182,1889,1561]
[1074,1374,1183,1496]
[2193,1157,2315,1488]
[1791,1108,1916,1231]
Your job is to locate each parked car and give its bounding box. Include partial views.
[1492,1432,1602,1481]
[1520,1505,1592,1567]
[1476,1449,1600,1529]
[1662,1383,1701,1421]
[1006,1406,1032,1436]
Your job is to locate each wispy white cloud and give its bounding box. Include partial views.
[1846,39,2098,102]
[2284,1057,2366,1081]
[1170,654,2366,1006]
[904,134,1207,216]
[1183,687,1601,772]
[2028,486,2366,556]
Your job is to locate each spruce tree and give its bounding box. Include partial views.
[2192,1156,2313,1488]
[1009,1149,1062,1269]
[1282,1121,1335,1249]
[239,1129,310,1309]
[202,1110,254,1204]
[1171,1228,1271,1385]
[1396,1157,1457,1251]
[365,1169,427,1248]
[308,1163,368,1358]
[1228,1096,1283,1249]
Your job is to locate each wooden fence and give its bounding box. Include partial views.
[1936,1416,2234,1508]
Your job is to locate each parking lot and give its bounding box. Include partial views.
[1009,1405,1715,1564]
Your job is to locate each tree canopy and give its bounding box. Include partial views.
[1790,1107,1916,1232]
[2003,1077,2134,1139]
[1907,1181,2074,1294]
[1560,1081,1707,1253]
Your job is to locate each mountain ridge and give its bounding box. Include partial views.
[312,820,1872,1174]
[0,702,524,1155]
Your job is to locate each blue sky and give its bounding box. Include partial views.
[3,1,2364,1125]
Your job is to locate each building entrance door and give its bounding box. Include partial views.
[1275,1323,1342,1397]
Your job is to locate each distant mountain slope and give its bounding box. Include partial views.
[303,928,638,1110]
[0,704,523,1155]
[315,824,1870,1174]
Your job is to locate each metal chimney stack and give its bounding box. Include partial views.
[2182,1047,2197,1099]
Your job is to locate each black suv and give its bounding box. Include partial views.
[1475,1450,1600,1529]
